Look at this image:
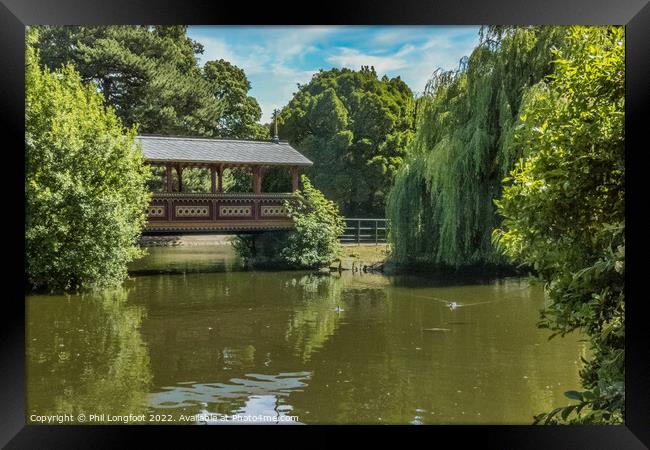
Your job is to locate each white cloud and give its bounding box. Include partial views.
[189,26,480,122]
[196,37,236,65]
[401,35,478,94]
[326,31,478,96]
[370,28,414,45]
[192,27,338,122]
[326,43,419,75]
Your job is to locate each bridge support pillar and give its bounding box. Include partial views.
[165,165,173,192]
[291,167,300,192]
[253,166,264,194]
[211,166,217,194]
[176,165,183,192]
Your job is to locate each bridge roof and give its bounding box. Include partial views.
[136,135,313,167]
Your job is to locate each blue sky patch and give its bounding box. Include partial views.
[187,26,480,123]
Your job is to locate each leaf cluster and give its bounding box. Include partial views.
[278,67,415,216]
[494,26,625,424]
[26,31,152,291]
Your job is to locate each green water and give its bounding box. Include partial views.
[26,246,586,425]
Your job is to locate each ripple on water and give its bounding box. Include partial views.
[148,371,311,423]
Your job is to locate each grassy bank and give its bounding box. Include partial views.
[333,244,391,271]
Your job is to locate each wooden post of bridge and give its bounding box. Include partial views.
[291,167,300,192]
[176,165,183,192]
[165,164,173,192]
[210,165,217,194]
[253,166,263,194]
[217,164,224,193]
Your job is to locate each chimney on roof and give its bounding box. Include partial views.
[272,108,280,143]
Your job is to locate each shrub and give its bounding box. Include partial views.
[233,176,345,269]
[493,26,625,424]
[25,30,151,291]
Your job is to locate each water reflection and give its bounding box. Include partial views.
[286,274,346,362]
[128,245,244,274]
[27,247,585,424]
[26,288,152,422]
[151,371,310,424]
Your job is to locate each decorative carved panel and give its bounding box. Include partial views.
[175,206,210,217]
[219,205,252,217]
[260,206,288,217]
[145,194,296,232]
[147,206,165,217]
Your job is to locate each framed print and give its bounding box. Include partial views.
[2,0,648,447]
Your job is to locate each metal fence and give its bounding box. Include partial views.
[340,218,389,244]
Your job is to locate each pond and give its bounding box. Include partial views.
[26,245,586,425]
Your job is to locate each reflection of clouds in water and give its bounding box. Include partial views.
[199,395,302,425]
[149,371,311,419]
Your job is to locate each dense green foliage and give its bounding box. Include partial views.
[233,176,345,269]
[34,26,222,136]
[494,26,625,424]
[34,26,268,141]
[25,30,151,291]
[386,27,564,268]
[278,67,415,216]
[203,59,270,140]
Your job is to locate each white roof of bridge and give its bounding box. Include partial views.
[136,135,313,166]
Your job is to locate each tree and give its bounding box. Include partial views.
[386,26,565,268]
[33,25,224,137]
[34,26,272,143]
[203,59,270,140]
[25,29,151,291]
[494,26,625,424]
[278,67,415,216]
[233,176,345,269]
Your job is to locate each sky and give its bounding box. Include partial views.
[187,26,481,123]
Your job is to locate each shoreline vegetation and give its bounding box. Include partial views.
[133,238,390,273]
[135,236,523,278]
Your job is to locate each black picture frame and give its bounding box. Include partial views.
[2,0,648,447]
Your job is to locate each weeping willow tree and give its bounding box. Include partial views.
[386,26,566,268]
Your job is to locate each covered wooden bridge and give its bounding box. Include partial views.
[138,135,312,233]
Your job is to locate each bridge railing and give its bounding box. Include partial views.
[144,192,295,233]
[340,218,389,245]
